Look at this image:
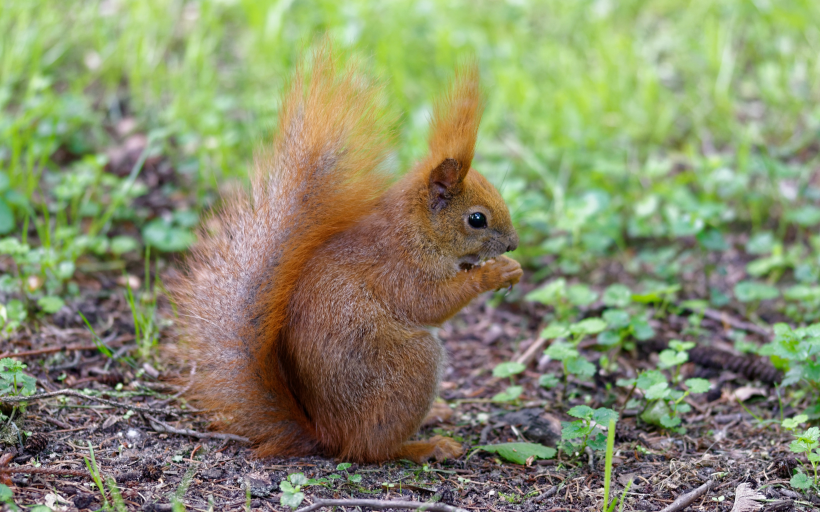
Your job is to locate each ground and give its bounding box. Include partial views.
[3,3,820,511]
[0,273,816,511]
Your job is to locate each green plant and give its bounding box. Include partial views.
[491,361,525,403]
[0,357,36,428]
[545,340,596,394]
[619,371,710,432]
[597,309,654,350]
[0,299,26,338]
[0,236,74,318]
[782,285,820,324]
[279,473,308,509]
[172,466,197,512]
[783,415,820,491]
[78,312,131,368]
[657,340,696,385]
[84,441,127,512]
[759,324,820,407]
[734,280,780,317]
[746,242,802,281]
[0,359,36,398]
[0,483,19,511]
[602,418,632,512]
[333,462,363,485]
[526,279,599,322]
[278,464,363,509]
[124,247,162,358]
[560,406,618,456]
[541,317,608,398]
[593,285,655,364]
[470,442,556,465]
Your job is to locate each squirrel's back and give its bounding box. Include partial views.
[172,46,394,456]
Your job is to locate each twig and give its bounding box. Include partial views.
[534,486,559,502]
[154,362,195,406]
[659,479,714,512]
[514,337,548,367]
[585,446,594,472]
[0,344,112,360]
[0,466,90,478]
[699,308,771,337]
[0,389,192,415]
[145,414,250,444]
[44,416,73,429]
[295,498,470,512]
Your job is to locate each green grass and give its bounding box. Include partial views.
[2,0,820,435]
[3,1,818,248]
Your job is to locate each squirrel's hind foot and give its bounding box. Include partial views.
[395,435,463,464]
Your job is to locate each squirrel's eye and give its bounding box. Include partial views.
[468,212,487,229]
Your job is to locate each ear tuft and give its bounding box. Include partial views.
[427,62,484,173]
[429,158,463,211]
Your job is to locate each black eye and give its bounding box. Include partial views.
[468,212,487,229]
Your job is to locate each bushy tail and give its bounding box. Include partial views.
[172,44,394,456]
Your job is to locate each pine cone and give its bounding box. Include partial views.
[24,432,49,454]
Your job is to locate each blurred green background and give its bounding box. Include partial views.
[2,0,820,321]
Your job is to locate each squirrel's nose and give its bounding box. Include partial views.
[506,233,519,252]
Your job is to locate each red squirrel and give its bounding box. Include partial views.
[173,47,522,463]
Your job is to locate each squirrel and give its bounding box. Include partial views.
[172,46,522,464]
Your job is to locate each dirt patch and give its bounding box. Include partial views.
[1,275,817,511]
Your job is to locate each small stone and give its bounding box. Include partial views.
[244,471,275,497]
[73,494,95,509]
[202,469,223,480]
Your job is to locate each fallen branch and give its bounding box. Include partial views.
[0,389,192,416]
[295,499,469,512]
[145,414,250,444]
[514,337,547,367]
[0,343,113,360]
[659,479,714,512]
[699,308,771,337]
[533,485,559,502]
[0,466,89,478]
[154,362,195,406]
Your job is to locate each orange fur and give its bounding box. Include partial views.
[173,46,521,463]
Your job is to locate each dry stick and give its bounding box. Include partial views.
[295,499,470,512]
[534,486,559,502]
[514,337,547,366]
[154,362,196,406]
[699,308,771,337]
[0,344,112,360]
[0,389,192,416]
[658,479,714,512]
[0,466,90,478]
[144,414,250,444]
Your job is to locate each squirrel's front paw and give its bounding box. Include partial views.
[478,255,523,292]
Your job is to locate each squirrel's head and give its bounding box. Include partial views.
[412,63,518,272]
[424,158,518,271]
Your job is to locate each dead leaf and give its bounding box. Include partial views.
[422,400,453,426]
[730,482,765,512]
[618,472,638,486]
[731,386,766,402]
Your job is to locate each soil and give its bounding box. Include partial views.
[1,125,818,511]
[1,286,817,512]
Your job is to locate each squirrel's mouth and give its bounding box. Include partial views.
[457,254,494,271]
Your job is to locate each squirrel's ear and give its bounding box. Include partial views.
[429,158,467,211]
[424,62,484,211]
